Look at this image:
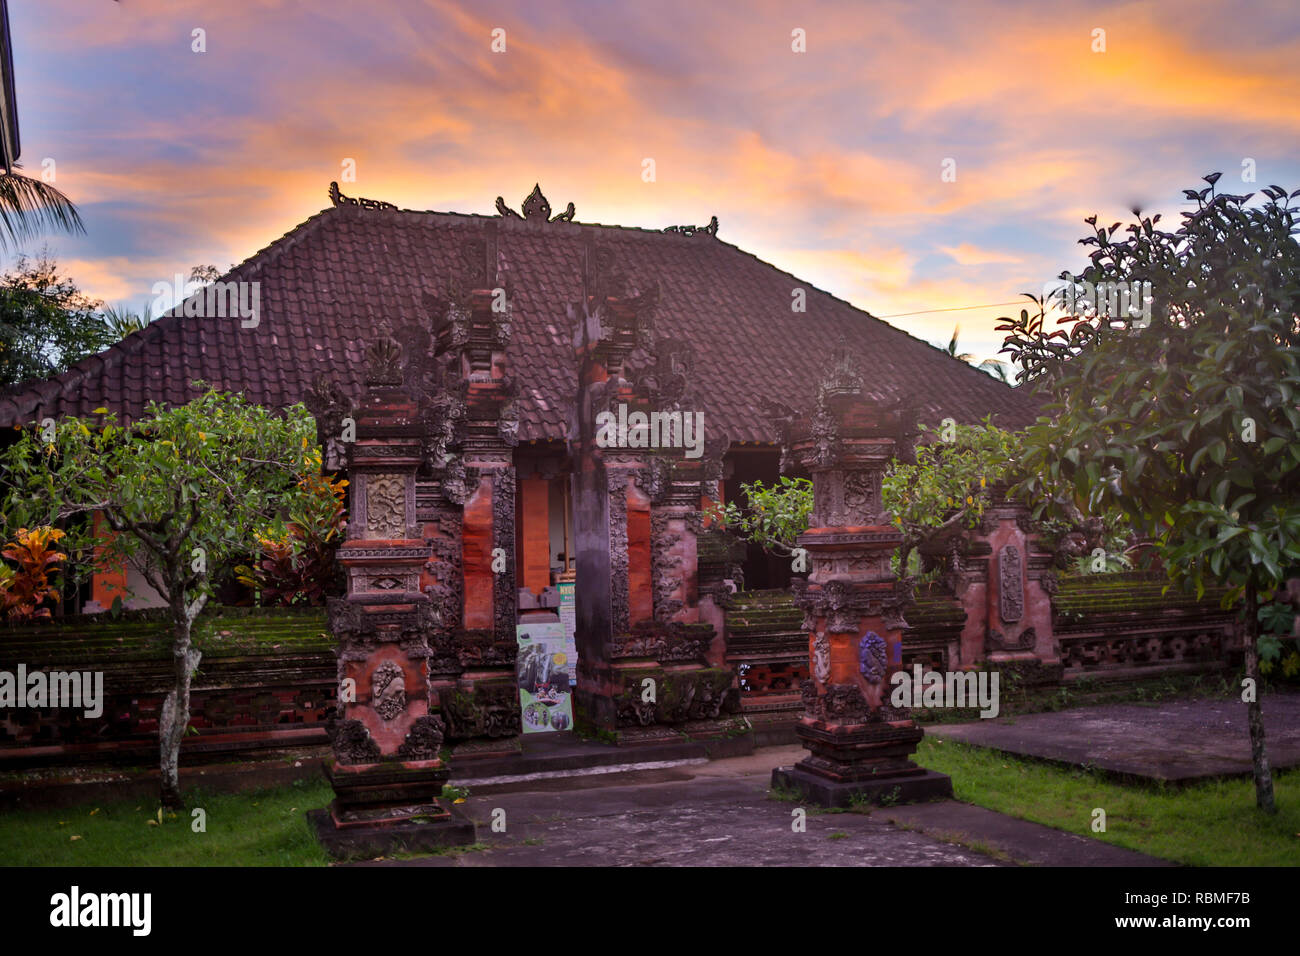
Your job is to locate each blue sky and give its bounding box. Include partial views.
[12,0,1300,367]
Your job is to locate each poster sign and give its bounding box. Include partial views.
[557,580,576,649]
[516,621,576,734]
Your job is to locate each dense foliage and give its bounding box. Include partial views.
[236,459,347,606]
[0,526,66,621]
[0,253,117,388]
[0,389,325,807]
[999,174,1300,812]
[705,476,812,556]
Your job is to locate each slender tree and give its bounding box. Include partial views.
[1,389,322,807]
[1000,174,1300,812]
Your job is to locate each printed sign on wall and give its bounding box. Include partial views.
[516,621,576,733]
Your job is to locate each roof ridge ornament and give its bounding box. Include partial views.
[365,320,405,385]
[496,184,576,223]
[329,181,397,211]
[820,338,864,400]
[663,216,718,237]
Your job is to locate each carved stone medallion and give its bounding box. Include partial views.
[371,661,407,722]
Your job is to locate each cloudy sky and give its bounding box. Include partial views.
[13,0,1300,366]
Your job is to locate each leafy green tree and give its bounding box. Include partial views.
[883,420,1023,573]
[999,174,1300,812]
[0,253,117,388]
[1,389,322,808]
[706,476,811,556]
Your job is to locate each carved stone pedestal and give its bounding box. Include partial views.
[768,346,951,807]
[773,721,954,807]
[309,757,474,859]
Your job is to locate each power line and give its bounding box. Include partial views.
[874,300,1030,320]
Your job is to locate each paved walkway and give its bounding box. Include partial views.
[353,746,1169,867]
[930,690,1300,783]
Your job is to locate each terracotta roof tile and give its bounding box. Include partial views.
[0,200,1041,440]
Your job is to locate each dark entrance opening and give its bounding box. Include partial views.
[725,445,807,591]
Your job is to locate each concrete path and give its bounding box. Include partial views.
[930,690,1300,784]
[353,745,1169,867]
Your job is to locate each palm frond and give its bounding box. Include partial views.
[102,302,152,340]
[979,358,1013,384]
[0,171,86,251]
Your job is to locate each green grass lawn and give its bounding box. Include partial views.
[0,777,335,867]
[917,736,1300,866]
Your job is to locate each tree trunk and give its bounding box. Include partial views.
[159,606,202,809]
[1243,581,1276,813]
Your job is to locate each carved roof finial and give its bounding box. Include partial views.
[819,337,864,400]
[496,184,576,223]
[663,215,718,237]
[329,181,397,211]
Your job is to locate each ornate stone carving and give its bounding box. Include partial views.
[793,578,912,635]
[491,468,517,639]
[422,515,464,631]
[617,695,658,726]
[988,626,1036,651]
[1057,627,1231,672]
[842,471,875,522]
[327,598,440,637]
[820,340,865,399]
[662,216,718,237]
[328,180,397,211]
[441,682,521,740]
[455,629,518,668]
[808,393,841,469]
[800,680,871,722]
[370,661,407,722]
[858,631,887,684]
[607,469,631,634]
[357,571,419,593]
[396,715,446,760]
[611,624,709,662]
[999,544,1024,623]
[364,329,404,386]
[616,669,733,726]
[495,184,575,223]
[650,510,685,623]
[328,717,381,765]
[367,476,407,539]
[302,375,355,473]
[813,634,831,685]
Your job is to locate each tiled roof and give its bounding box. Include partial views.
[0,192,1041,442]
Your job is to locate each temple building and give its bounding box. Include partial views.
[0,184,1245,818]
[0,181,1035,606]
